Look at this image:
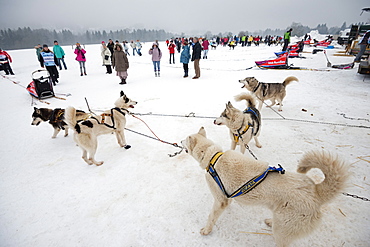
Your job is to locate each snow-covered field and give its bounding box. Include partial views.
[0,35,369,247]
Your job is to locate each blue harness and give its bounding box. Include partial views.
[206,152,285,198]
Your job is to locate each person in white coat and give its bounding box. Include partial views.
[101,42,112,74]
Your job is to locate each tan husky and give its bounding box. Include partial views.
[182,127,349,247]
[214,93,262,154]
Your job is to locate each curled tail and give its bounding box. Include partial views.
[297,150,349,204]
[64,106,80,133]
[283,76,299,87]
[234,92,257,109]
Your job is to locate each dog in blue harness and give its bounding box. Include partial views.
[214,92,262,154]
[182,127,349,247]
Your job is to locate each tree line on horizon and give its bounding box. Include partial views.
[0,22,350,50]
[0,27,175,50]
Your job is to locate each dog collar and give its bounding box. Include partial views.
[207,152,285,198]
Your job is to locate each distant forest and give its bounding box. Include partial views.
[0,22,349,50]
[0,27,176,50]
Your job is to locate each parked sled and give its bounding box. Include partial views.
[26,69,55,99]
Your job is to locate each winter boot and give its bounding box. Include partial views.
[155,72,158,77]
[157,71,160,77]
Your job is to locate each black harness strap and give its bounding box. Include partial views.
[90,107,127,129]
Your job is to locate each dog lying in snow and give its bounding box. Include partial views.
[182,127,349,247]
[239,76,298,111]
[64,91,137,166]
[214,93,262,154]
[31,107,89,138]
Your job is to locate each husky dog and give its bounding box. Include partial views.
[64,91,137,166]
[181,127,349,247]
[214,93,261,154]
[31,107,89,138]
[239,76,298,111]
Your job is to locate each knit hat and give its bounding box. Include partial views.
[76,42,80,46]
[54,40,58,43]
[102,41,105,44]
[43,44,48,48]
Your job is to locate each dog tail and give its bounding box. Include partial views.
[297,150,349,204]
[283,76,299,87]
[64,106,79,132]
[234,92,257,108]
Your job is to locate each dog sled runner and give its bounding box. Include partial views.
[26,69,55,99]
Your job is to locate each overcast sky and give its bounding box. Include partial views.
[0,0,369,35]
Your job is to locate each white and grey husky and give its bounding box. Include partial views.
[181,127,349,247]
[214,93,262,154]
[64,91,137,166]
[239,76,298,111]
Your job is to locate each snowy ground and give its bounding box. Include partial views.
[0,36,369,247]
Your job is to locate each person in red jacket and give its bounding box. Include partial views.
[0,48,15,75]
[168,40,176,64]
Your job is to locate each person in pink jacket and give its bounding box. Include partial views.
[149,42,162,77]
[202,38,209,59]
[74,43,87,76]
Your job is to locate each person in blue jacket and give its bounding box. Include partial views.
[53,40,67,70]
[39,44,59,85]
[180,40,190,78]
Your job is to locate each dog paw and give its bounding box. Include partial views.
[256,144,262,148]
[124,145,131,149]
[200,227,212,235]
[264,219,272,227]
[64,134,68,137]
[95,161,104,166]
[51,136,57,139]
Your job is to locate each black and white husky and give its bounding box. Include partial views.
[31,107,89,138]
[214,93,262,154]
[64,91,137,166]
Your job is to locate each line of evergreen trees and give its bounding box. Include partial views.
[0,27,176,50]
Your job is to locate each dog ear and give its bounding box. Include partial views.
[120,91,125,97]
[227,101,234,109]
[34,107,37,110]
[198,127,206,137]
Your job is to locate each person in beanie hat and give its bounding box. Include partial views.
[39,44,59,85]
[101,42,112,74]
[53,40,67,70]
[74,43,87,76]
[149,42,162,77]
[0,47,15,75]
[112,44,129,84]
[180,41,190,78]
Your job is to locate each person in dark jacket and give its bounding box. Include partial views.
[107,39,115,60]
[39,44,59,85]
[112,44,129,84]
[191,37,202,79]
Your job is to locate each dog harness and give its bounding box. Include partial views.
[233,107,259,143]
[206,152,285,198]
[90,107,128,129]
[49,108,65,129]
[253,82,268,97]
